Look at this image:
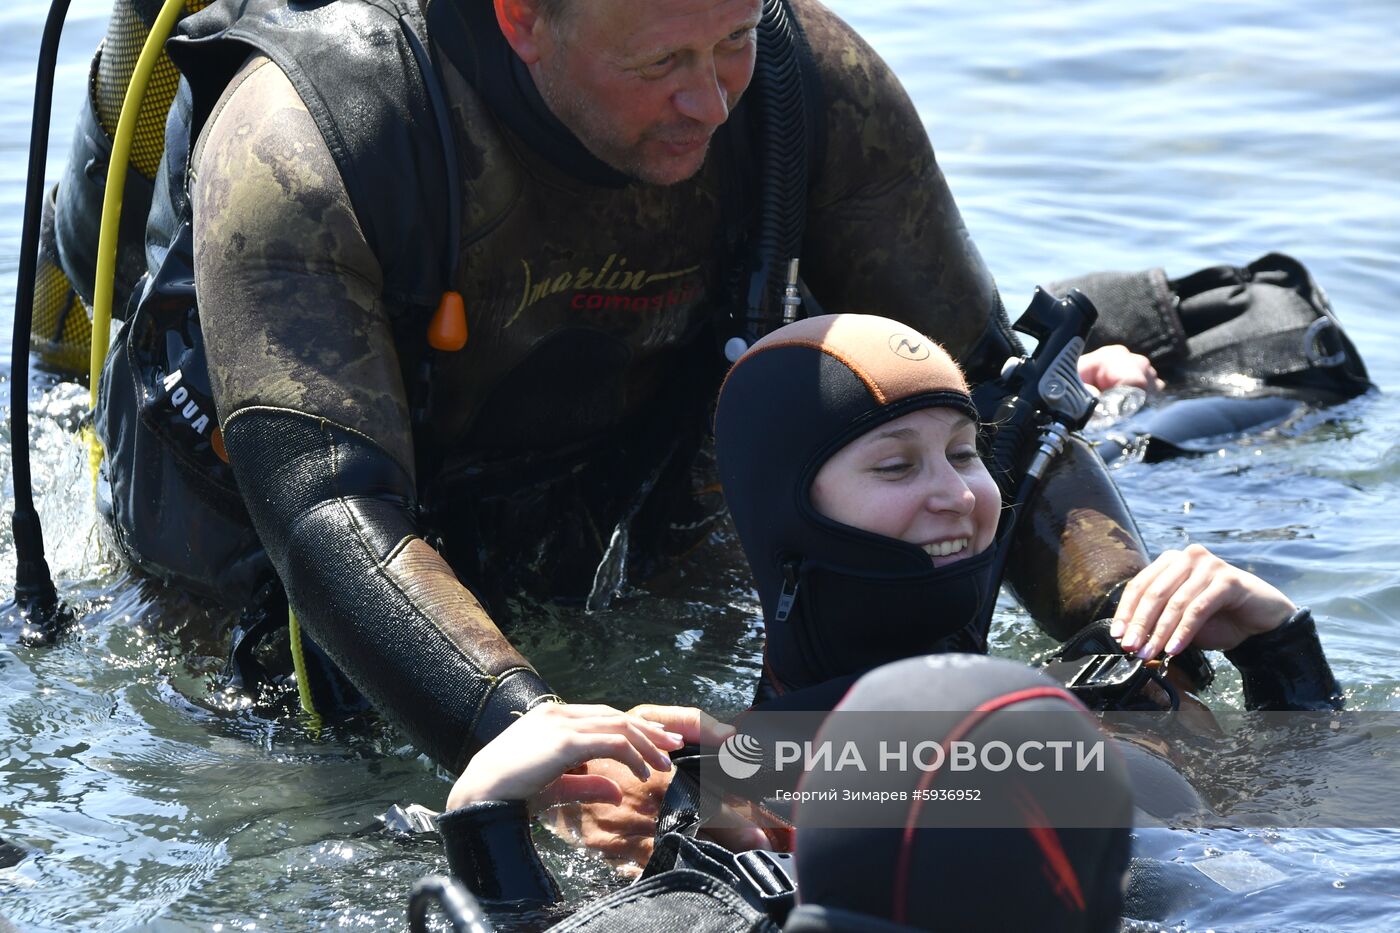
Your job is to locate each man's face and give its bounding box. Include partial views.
[530,0,762,186]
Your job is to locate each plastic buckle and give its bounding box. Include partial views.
[735,849,797,920]
[1044,653,1151,708]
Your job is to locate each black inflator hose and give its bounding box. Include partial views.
[742,0,816,339]
[6,0,71,628]
[408,876,491,933]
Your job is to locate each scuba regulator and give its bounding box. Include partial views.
[973,287,1210,709]
[975,286,1100,499]
[971,286,1100,638]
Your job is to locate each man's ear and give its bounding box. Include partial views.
[495,0,545,64]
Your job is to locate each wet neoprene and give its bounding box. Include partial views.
[715,316,997,693]
[1225,608,1345,711]
[438,800,561,907]
[792,654,1132,932]
[434,654,1132,932]
[222,407,554,771]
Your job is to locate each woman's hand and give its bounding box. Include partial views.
[540,705,773,873]
[1111,544,1296,657]
[446,703,686,812]
[1078,344,1165,393]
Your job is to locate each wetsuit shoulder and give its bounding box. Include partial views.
[192,55,414,471]
[191,56,557,770]
[790,0,1000,364]
[435,54,524,243]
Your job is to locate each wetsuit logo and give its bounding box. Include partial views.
[510,253,702,325]
[889,333,930,361]
[718,733,764,780]
[162,369,211,435]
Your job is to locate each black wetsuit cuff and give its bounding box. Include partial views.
[1224,608,1345,711]
[437,800,561,906]
[471,669,561,755]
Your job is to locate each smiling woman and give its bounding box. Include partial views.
[715,314,1005,695]
[809,407,1000,568]
[714,311,1345,720]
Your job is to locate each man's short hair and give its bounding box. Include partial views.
[535,0,567,25]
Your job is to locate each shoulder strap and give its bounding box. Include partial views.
[168,0,451,312]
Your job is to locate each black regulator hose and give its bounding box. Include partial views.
[6,0,71,633]
[408,876,492,933]
[728,0,822,357]
[744,0,808,329]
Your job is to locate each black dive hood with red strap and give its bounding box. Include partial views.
[789,654,1133,933]
[715,315,998,695]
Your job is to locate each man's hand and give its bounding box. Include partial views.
[447,703,684,812]
[1078,344,1165,393]
[1110,544,1298,658]
[542,704,772,873]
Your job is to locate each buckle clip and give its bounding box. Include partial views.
[774,560,801,622]
[735,849,797,921]
[1043,653,1180,711]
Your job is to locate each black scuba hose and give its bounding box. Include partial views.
[973,453,1047,649]
[742,0,813,341]
[6,0,72,627]
[408,876,491,933]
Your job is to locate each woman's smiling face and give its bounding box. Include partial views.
[809,407,1000,567]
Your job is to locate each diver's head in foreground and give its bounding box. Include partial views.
[715,314,1002,694]
[787,653,1133,933]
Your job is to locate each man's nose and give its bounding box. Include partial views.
[673,59,730,127]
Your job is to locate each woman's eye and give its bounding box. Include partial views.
[873,461,913,475]
[950,448,981,466]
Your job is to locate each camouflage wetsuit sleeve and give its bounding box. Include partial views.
[795,0,1149,637]
[192,58,557,771]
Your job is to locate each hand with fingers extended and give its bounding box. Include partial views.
[446,702,685,812]
[1110,543,1297,659]
[1077,344,1165,393]
[541,704,774,873]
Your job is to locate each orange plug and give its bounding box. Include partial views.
[428,291,468,351]
[210,426,229,463]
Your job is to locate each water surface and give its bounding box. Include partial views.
[2,1,1398,929]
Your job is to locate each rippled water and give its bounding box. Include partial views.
[2,1,1399,930]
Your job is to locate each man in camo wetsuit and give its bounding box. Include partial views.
[71,0,1162,861]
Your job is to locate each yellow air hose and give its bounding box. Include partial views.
[287,610,323,726]
[85,0,323,721]
[87,0,186,479]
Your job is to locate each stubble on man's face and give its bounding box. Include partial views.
[527,0,759,186]
[530,49,720,187]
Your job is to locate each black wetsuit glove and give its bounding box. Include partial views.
[437,800,561,907]
[1224,608,1345,711]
